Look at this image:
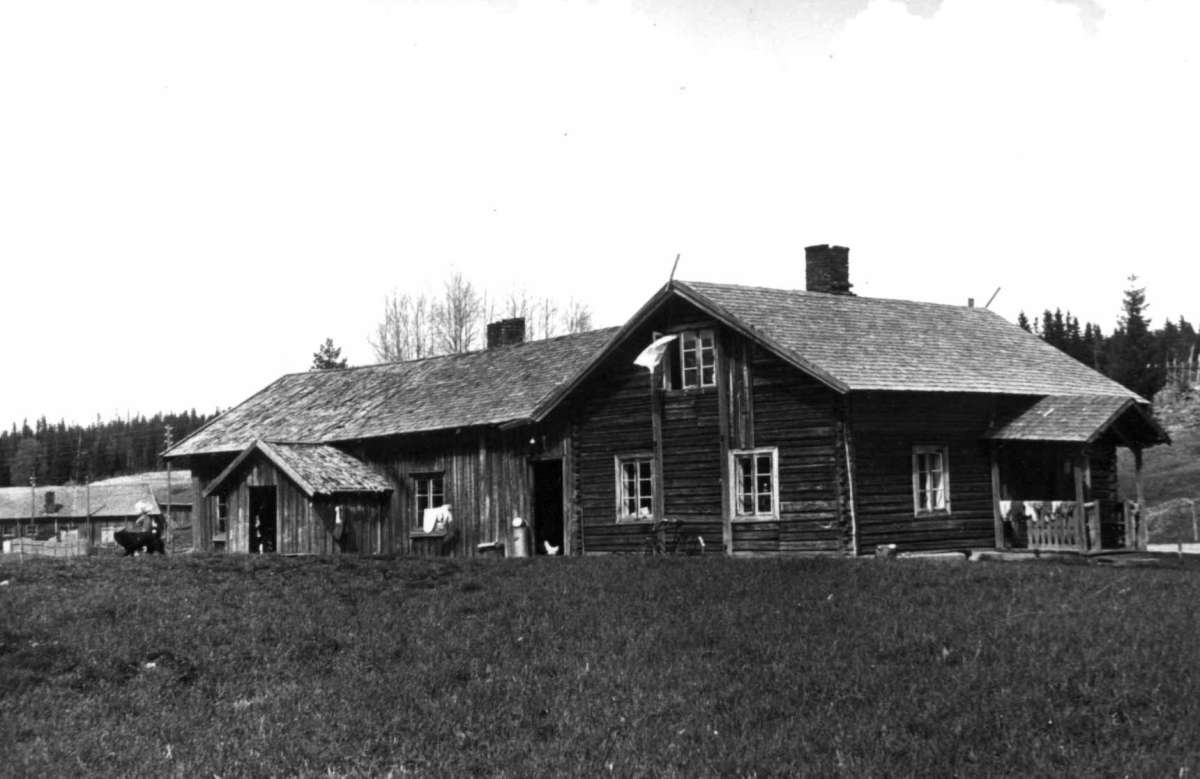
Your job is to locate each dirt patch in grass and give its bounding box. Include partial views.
[2,553,1199,776]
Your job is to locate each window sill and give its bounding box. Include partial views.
[661,386,717,397]
[732,516,781,523]
[410,530,448,539]
[914,510,952,519]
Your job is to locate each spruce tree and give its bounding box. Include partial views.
[311,338,349,370]
[1105,276,1165,398]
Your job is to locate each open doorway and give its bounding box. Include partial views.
[533,460,564,555]
[248,486,277,554]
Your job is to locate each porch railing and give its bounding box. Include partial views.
[1027,501,1089,551]
[1002,500,1139,552]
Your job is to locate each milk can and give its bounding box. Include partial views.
[511,517,530,557]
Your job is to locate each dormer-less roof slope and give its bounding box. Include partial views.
[674,281,1140,398]
[92,470,193,507]
[0,484,160,521]
[167,327,620,458]
[984,395,1168,445]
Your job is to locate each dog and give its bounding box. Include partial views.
[114,528,165,556]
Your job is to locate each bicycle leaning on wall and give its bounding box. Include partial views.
[643,518,706,556]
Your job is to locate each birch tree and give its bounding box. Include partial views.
[370,272,594,361]
[432,272,486,354]
[370,291,436,362]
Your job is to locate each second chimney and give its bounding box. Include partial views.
[805,245,854,296]
[486,317,526,349]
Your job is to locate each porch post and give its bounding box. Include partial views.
[1072,453,1089,552]
[1134,446,1147,551]
[990,445,1005,549]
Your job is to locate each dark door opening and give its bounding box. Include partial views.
[533,460,564,555]
[248,486,277,554]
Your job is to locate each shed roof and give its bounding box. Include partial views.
[168,328,619,458]
[0,483,160,521]
[984,395,1170,445]
[673,281,1140,399]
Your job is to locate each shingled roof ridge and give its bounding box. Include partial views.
[676,278,994,314]
[283,325,623,379]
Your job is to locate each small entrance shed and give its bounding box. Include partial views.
[201,440,392,554]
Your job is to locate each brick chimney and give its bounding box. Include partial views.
[486,317,526,349]
[44,491,57,514]
[805,245,854,296]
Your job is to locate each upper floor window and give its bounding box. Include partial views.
[732,448,779,519]
[659,329,717,390]
[680,330,716,388]
[912,446,950,515]
[616,454,654,521]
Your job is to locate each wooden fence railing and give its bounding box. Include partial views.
[1004,500,1138,552]
[1023,501,1090,552]
[3,536,92,557]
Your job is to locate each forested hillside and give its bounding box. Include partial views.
[0,411,215,488]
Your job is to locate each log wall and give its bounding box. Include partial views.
[570,312,850,556]
[851,392,996,552]
[736,345,846,554]
[573,334,658,553]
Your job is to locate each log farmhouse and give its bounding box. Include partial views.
[165,247,1169,557]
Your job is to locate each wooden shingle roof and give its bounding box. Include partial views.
[92,470,193,507]
[202,441,393,498]
[168,328,619,457]
[0,483,160,521]
[984,395,1169,444]
[674,281,1140,399]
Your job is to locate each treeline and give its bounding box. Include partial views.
[1019,277,1199,400]
[0,410,216,488]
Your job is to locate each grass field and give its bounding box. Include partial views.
[1119,392,1200,543]
[2,553,1200,777]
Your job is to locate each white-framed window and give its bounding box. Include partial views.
[615,454,655,521]
[912,446,950,515]
[413,473,445,528]
[731,447,779,519]
[680,329,717,389]
[659,329,717,390]
[215,494,229,536]
[1,524,14,539]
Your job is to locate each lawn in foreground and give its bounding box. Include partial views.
[2,553,1199,776]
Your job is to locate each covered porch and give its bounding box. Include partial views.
[985,395,1170,554]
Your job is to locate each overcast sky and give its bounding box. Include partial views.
[1,0,1197,431]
